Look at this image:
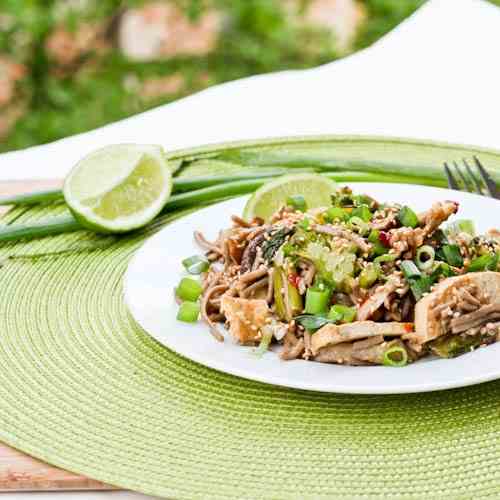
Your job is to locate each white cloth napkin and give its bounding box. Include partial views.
[1,0,500,181]
[1,0,499,498]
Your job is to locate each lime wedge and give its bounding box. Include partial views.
[243,173,337,222]
[64,144,172,233]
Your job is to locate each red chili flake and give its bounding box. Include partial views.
[288,274,300,288]
[379,231,391,247]
[404,323,414,333]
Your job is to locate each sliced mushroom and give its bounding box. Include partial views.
[313,343,370,365]
[240,233,266,273]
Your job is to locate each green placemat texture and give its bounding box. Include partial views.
[0,137,500,499]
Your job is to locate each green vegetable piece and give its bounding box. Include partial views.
[468,253,499,272]
[353,194,376,207]
[295,314,334,333]
[286,194,307,212]
[401,260,421,280]
[374,253,397,264]
[273,268,289,321]
[445,219,476,237]
[485,253,499,271]
[398,206,419,228]
[430,332,488,358]
[372,242,388,257]
[254,327,273,357]
[349,216,369,236]
[182,255,209,275]
[329,304,357,323]
[296,239,356,287]
[176,301,200,323]
[281,242,295,257]
[359,263,380,289]
[432,229,449,245]
[324,207,348,222]
[177,277,203,302]
[297,218,310,230]
[442,244,463,267]
[288,281,303,317]
[431,262,456,280]
[383,346,408,367]
[273,267,303,320]
[368,230,388,257]
[409,275,433,301]
[351,204,372,222]
[415,245,436,271]
[327,308,343,323]
[332,188,356,207]
[261,227,291,262]
[368,230,380,244]
[305,285,331,314]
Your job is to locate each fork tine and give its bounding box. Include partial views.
[453,161,474,192]
[462,158,483,195]
[444,162,460,190]
[473,156,500,198]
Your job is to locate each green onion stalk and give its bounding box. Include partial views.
[0,172,420,244]
[1,137,498,244]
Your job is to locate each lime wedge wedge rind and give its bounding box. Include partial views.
[64,144,172,233]
[243,173,337,222]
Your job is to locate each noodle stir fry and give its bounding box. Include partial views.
[176,188,500,367]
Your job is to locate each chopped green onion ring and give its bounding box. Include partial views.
[177,301,200,323]
[383,346,408,367]
[401,260,421,280]
[409,276,433,301]
[416,245,435,271]
[176,277,203,302]
[182,255,210,275]
[305,286,331,314]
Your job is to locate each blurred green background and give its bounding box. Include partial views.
[0,0,453,153]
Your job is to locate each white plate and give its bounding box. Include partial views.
[124,183,500,394]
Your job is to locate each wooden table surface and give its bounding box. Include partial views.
[0,179,117,491]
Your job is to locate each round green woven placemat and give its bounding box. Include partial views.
[1,137,500,499]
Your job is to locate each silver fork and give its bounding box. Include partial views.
[444,156,500,199]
